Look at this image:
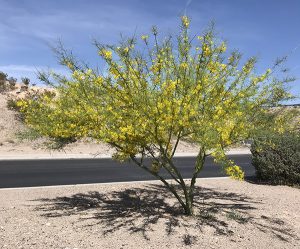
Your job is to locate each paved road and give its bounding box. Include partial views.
[0,155,254,188]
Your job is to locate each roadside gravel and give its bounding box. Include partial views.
[0,178,299,248]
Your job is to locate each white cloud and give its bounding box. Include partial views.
[0,65,40,73]
[0,64,68,83]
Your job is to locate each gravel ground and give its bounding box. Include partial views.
[0,178,299,249]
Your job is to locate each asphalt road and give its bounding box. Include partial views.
[0,154,254,188]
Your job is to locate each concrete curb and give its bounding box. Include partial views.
[0,177,230,191]
[0,149,251,161]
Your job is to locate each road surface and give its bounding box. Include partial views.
[0,154,254,188]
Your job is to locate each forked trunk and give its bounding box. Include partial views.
[184,195,194,215]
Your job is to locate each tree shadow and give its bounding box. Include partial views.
[244,175,277,186]
[32,184,298,244]
[245,176,300,188]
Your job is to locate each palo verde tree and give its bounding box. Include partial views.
[19,16,295,215]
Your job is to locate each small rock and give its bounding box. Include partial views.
[45,222,51,226]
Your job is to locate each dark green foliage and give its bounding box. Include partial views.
[16,129,42,141]
[0,71,7,81]
[0,72,17,92]
[7,77,17,86]
[44,137,77,150]
[0,71,8,93]
[0,82,6,93]
[251,132,300,185]
[6,98,20,111]
[21,77,30,86]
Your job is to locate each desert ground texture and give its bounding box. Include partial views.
[0,178,299,249]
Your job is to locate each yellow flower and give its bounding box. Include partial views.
[141,35,149,41]
[219,42,227,53]
[99,49,112,60]
[180,62,188,69]
[225,165,244,180]
[181,16,190,28]
[203,46,211,56]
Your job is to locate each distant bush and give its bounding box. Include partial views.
[0,71,7,81]
[0,71,8,93]
[6,98,20,111]
[7,77,17,86]
[251,132,300,185]
[0,72,18,92]
[21,77,30,86]
[0,82,6,93]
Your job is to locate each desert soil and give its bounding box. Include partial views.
[0,178,299,249]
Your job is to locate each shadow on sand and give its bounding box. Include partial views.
[33,184,297,245]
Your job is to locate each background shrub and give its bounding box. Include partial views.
[0,71,7,81]
[16,128,42,141]
[7,77,17,88]
[251,132,300,185]
[21,77,30,86]
[6,98,20,111]
[0,71,8,93]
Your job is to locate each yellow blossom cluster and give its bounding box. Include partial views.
[99,49,112,60]
[20,16,294,183]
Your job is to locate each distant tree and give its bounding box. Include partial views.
[0,71,7,82]
[7,77,17,86]
[7,77,17,90]
[21,77,30,86]
[19,16,295,215]
[0,71,8,92]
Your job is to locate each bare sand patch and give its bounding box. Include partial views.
[0,178,299,248]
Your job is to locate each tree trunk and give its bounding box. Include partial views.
[130,152,206,217]
[185,151,206,216]
[184,195,194,215]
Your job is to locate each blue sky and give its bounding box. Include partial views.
[0,0,299,102]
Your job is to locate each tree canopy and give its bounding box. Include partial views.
[18,16,295,215]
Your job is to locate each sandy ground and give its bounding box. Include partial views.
[0,178,299,249]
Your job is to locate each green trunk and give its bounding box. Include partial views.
[184,194,194,216]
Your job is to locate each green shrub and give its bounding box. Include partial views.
[6,98,20,111]
[7,77,17,87]
[21,77,30,86]
[44,137,77,150]
[16,129,42,141]
[0,71,7,81]
[0,72,17,92]
[251,132,300,185]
